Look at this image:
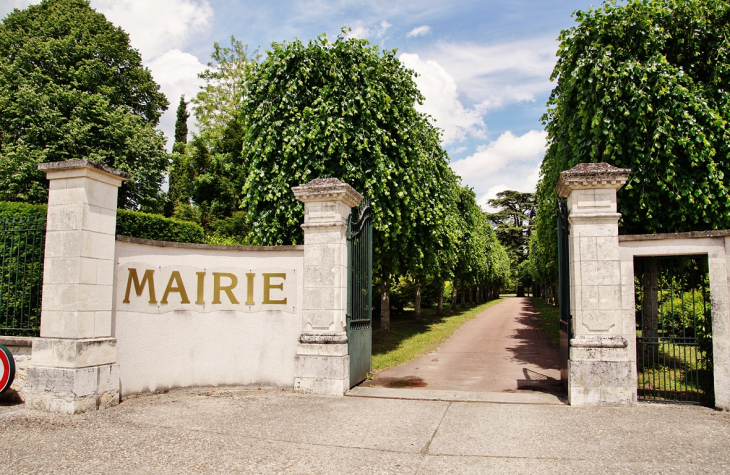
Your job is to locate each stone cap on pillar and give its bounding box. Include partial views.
[38,159,130,187]
[556,162,631,198]
[291,178,363,207]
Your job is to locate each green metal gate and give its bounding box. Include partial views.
[557,198,571,389]
[347,198,373,388]
[0,216,46,336]
[635,256,713,405]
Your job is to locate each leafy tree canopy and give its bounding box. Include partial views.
[0,0,170,209]
[239,31,458,280]
[534,0,730,286]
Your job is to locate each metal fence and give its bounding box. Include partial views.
[635,255,713,405]
[0,216,46,336]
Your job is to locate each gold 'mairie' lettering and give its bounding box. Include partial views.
[123,268,157,304]
[245,273,255,305]
[263,273,287,305]
[196,272,205,304]
[161,271,190,304]
[213,272,239,304]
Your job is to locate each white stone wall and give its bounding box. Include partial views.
[113,239,304,396]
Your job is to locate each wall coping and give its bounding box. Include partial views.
[0,336,33,347]
[619,229,730,242]
[116,235,304,252]
[38,159,130,180]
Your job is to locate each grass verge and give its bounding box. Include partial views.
[372,298,505,372]
[528,297,560,349]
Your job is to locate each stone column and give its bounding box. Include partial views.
[291,178,362,396]
[556,163,634,405]
[26,160,128,414]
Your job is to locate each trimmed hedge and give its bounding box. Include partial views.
[0,202,205,244]
[0,201,47,222]
[116,209,205,243]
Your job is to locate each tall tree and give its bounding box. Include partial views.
[238,32,457,330]
[487,190,535,265]
[0,0,169,209]
[166,95,191,217]
[534,0,730,288]
[173,95,189,150]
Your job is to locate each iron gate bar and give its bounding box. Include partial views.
[635,256,712,405]
[346,198,373,387]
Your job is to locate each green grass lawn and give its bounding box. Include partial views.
[371,298,505,371]
[528,297,560,349]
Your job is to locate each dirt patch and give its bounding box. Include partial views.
[362,376,428,388]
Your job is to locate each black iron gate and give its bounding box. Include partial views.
[634,256,713,405]
[347,198,373,388]
[0,216,46,336]
[557,198,571,389]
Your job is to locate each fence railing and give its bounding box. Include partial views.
[0,216,46,336]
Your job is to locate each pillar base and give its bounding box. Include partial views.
[294,333,349,396]
[567,336,636,405]
[25,363,119,414]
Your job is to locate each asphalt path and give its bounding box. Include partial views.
[365,297,564,398]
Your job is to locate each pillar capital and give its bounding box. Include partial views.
[556,162,630,198]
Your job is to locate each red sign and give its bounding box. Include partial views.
[0,344,15,394]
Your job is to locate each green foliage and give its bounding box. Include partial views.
[239,31,458,284]
[487,190,535,265]
[535,0,730,285]
[116,209,205,243]
[173,95,190,148]
[192,37,259,141]
[453,187,510,289]
[0,202,47,221]
[0,202,47,336]
[0,0,170,210]
[177,38,258,230]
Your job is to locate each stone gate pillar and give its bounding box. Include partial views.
[292,178,362,396]
[556,163,635,405]
[26,160,128,414]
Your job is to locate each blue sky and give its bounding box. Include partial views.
[1,0,597,208]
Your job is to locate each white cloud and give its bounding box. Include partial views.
[407,25,431,38]
[399,53,485,145]
[377,20,392,38]
[346,25,370,39]
[0,0,35,18]
[146,49,207,147]
[451,130,547,209]
[429,37,558,110]
[92,0,213,61]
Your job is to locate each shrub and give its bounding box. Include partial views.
[116,209,204,243]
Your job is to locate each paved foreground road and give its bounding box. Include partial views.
[2,388,730,474]
[367,297,563,396]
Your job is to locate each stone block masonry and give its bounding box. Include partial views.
[25,160,128,414]
[556,163,635,405]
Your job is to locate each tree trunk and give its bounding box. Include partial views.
[451,280,458,310]
[469,285,473,304]
[381,280,390,331]
[414,278,422,322]
[641,259,660,363]
[437,286,444,316]
[460,282,466,308]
